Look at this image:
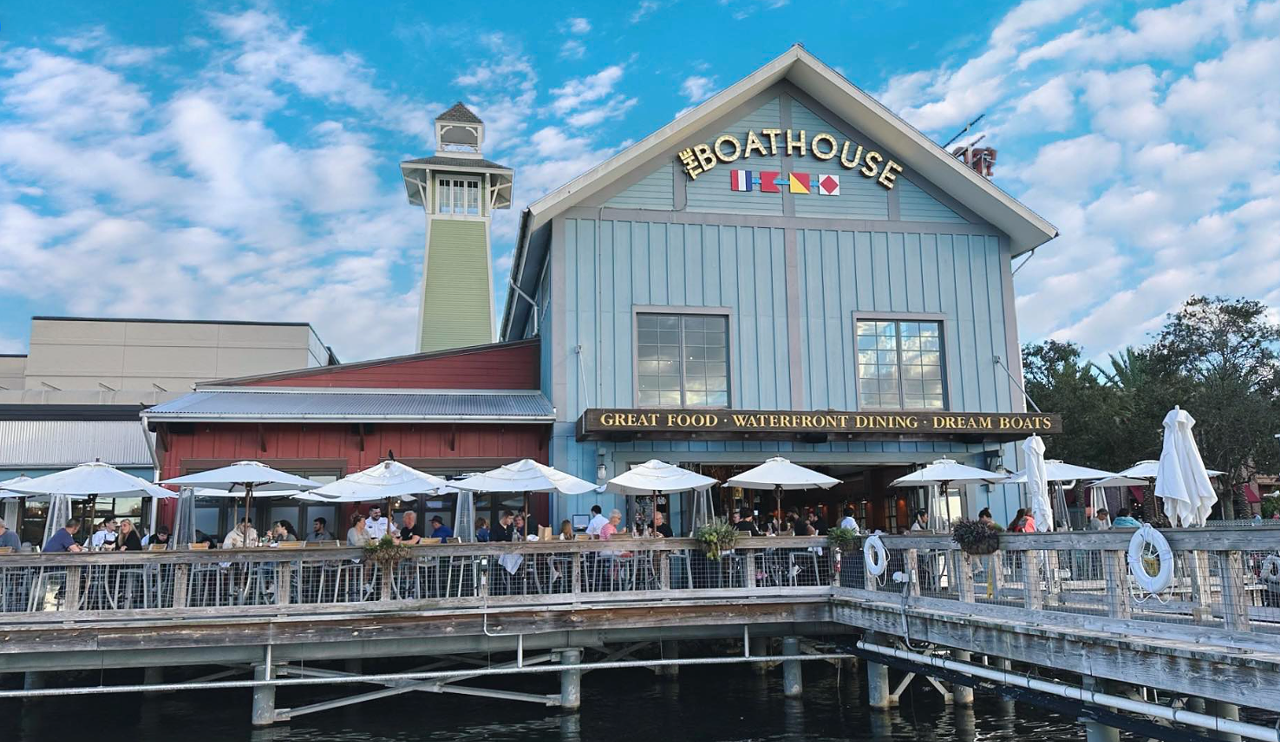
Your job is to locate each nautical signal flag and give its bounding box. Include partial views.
[726,171,838,196]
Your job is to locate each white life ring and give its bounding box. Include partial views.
[1127,523,1174,594]
[864,532,889,577]
[1261,554,1280,584]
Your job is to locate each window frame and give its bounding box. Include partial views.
[436,175,482,216]
[852,313,950,412]
[632,307,733,409]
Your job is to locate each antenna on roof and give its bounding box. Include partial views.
[945,116,998,179]
[942,114,985,148]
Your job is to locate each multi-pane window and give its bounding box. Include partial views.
[856,320,945,410]
[637,313,729,407]
[437,177,481,215]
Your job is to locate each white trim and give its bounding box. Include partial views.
[520,46,1055,255]
[191,387,548,396]
[437,175,482,216]
[143,414,555,424]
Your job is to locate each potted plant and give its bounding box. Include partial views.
[364,535,412,600]
[951,519,1002,555]
[694,518,739,561]
[826,526,861,553]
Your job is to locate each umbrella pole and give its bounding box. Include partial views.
[942,480,952,528]
[244,484,254,545]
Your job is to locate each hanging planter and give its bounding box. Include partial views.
[826,526,862,553]
[694,518,739,561]
[951,519,1002,555]
[364,535,412,568]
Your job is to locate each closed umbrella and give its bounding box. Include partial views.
[890,458,1007,527]
[726,457,839,530]
[0,475,31,537]
[1154,406,1217,527]
[453,459,599,539]
[161,462,321,542]
[1022,435,1052,532]
[608,460,719,534]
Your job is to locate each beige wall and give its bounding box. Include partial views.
[1,318,331,404]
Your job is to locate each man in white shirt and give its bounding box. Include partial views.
[585,505,608,538]
[91,518,118,550]
[838,506,860,533]
[365,506,390,540]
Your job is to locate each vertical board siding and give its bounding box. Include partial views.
[796,228,1007,414]
[605,162,675,209]
[789,102,890,219]
[898,178,968,223]
[686,98,784,215]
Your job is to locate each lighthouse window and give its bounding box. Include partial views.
[437,176,482,215]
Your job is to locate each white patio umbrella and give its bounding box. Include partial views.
[1021,435,1052,532]
[890,458,1007,527]
[309,460,448,502]
[1118,460,1224,480]
[161,461,322,540]
[608,460,719,533]
[1154,406,1218,527]
[1086,476,1149,519]
[726,457,839,528]
[0,475,31,536]
[5,462,176,546]
[453,459,600,538]
[1005,461,1117,483]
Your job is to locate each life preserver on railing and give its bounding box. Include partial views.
[1262,554,1280,584]
[1127,523,1174,595]
[864,531,889,577]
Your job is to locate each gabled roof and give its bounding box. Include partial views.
[436,102,482,124]
[501,45,1058,339]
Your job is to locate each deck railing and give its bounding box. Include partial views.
[2,528,1277,635]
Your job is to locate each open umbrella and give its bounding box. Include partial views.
[608,460,719,534]
[890,458,1007,527]
[310,460,448,502]
[1154,406,1217,527]
[1006,459,1117,530]
[0,475,31,536]
[726,457,839,530]
[453,459,599,538]
[6,462,175,546]
[161,462,321,543]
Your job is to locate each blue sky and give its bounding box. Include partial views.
[1,0,1277,361]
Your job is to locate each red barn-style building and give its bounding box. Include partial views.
[144,339,554,539]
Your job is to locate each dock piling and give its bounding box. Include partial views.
[251,662,276,726]
[560,648,582,710]
[865,633,891,709]
[952,650,974,705]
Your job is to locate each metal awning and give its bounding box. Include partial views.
[0,420,156,469]
[142,388,555,424]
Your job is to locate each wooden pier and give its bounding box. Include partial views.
[2,529,1278,739]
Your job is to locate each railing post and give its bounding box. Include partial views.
[1023,549,1044,610]
[1216,550,1251,632]
[988,551,1004,600]
[659,550,671,591]
[864,546,879,593]
[1102,550,1132,620]
[172,562,190,609]
[746,551,758,589]
[955,550,975,603]
[64,565,82,612]
[276,561,292,606]
[1044,549,1062,606]
[904,549,921,597]
[571,551,582,599]
[1186,551,1213,624]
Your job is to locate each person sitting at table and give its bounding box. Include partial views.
[91,517,118,551]
[599,509,627,540]
[114,519,143,551]
[559,519,575,540]
[1110,508,1142,528]
[43,518,84,553]
[586,504,608,538]
[142,524,170,548]
[346,513,369,547]
[0,517,21,551]
[475,517,490,542]
[223,518,258,549]
[270,521,296,543]
[735,507,762,536]
[307,517,333,543]
[491,511,516,542]
[652,511,673,538]
[428,515,453,543]
[398,511,424,544]
[513,514,527,541]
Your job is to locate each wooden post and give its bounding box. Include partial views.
[1217,551,1251,632]
[276,562,292,606]
[1186,551,1213,624]
[1023,550,1043,610]
[379,564,394,603]
[1044,549,1062,606]
[571,551,582,599]
[864,547,879,593]
[904,549,921,597]
[1102,550,1132,620]
[64,565,82,611]
[659,552,671,591]
[954,551,975,603]
[172,563,190,609]
[989,551,1004,600]
[746,552,758,589]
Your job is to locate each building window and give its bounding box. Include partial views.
[636,313,729,407]
[437,176,481,215]
[856,319,946,410]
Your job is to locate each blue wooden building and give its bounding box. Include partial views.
[499,47,1058,532]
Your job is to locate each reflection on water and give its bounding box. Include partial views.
[11,660,1267,742]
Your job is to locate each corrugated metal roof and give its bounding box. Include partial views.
[144,389,555,423]
[0,420,156,468]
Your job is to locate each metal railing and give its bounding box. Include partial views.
[857,526,1280,634]
[0,536,836,618]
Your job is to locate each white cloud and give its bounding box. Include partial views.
[560,39,587,60]
[565,17,591,34]
[680,74,717,103]
[1011,75,1075,131]
[550,64,637,127]
[630,1,662,23]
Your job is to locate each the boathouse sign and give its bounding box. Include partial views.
[578,408,1062,441]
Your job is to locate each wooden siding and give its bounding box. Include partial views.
[789,102,890,220]
[898,178,967,223]
[244,340,540,390]
[794,229,1012,414]
[605,162,675,209]
[686,98,783,215]
[421,218,491,351]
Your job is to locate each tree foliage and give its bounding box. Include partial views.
[1022,296,1280,519]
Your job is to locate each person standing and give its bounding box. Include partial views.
[365,506,390,540]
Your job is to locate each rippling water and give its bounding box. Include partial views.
[8,660,1103,742]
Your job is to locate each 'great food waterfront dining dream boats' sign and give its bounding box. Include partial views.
[578,409,1062,441]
